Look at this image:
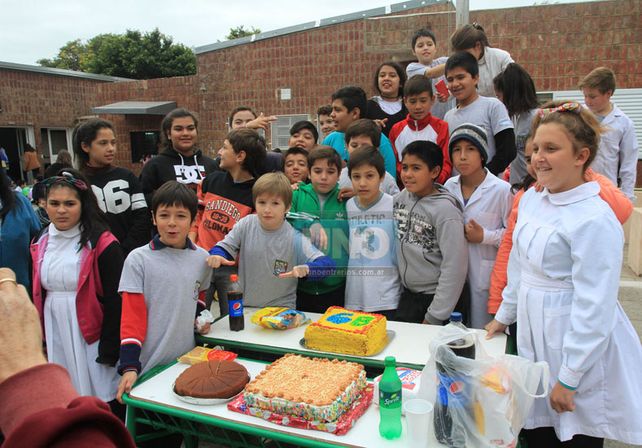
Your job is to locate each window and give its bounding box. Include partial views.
[130,131,160,163]
[40,128,72,164]
[270,115,309,150]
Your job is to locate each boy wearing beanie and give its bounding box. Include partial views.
[444,123,513,328]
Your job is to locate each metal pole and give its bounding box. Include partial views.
[456,0,470,28]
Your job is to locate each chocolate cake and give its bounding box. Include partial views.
[174,360,250,399]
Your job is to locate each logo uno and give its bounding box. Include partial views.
[232,302,242,311]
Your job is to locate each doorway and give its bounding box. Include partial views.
[0,127,32,183]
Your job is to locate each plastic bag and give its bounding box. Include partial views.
[417,323,549,448]
[251,307,309,330]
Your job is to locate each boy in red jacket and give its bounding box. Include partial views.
[389,75,451,184]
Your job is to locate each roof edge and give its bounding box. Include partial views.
[194,0,448,55]
[0,61,132,82]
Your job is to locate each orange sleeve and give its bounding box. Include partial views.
[120,291,147,347]
[587,168,634,224]
[488,189,524,314]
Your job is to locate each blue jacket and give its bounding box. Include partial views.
[1,193,41,289]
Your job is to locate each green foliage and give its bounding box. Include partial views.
[37,39,87,71]
[37,29,196,79]
[226,25,261,40]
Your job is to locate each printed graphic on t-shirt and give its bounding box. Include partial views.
[91,180,146,214]
[273,259,288,276]
[174,164,206,184]
[199,193,253,249]
[192,281,201,302]
[394,204,437,253]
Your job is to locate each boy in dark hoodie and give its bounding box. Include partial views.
[140,108,218,206]
[393,140,468,324]
[189,128,267,314]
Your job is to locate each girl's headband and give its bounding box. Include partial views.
[43,171,88,191]
[537,102,582,117]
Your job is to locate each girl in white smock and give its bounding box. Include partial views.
[30,170,124,410]
[487,102,642,447]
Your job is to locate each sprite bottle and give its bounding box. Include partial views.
[379,356,402,439]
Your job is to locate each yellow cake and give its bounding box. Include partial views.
[243,354,367,422]
[303,306,387,356]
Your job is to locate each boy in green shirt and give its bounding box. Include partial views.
[289,146,348,312]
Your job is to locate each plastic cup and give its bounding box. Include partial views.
[403,398,433,447]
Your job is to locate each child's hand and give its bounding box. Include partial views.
[436,92,449,103]
[117,371,138,404]
[464,219,484,243]
[206,255,235,269]
[485,319,507,339]
[279,265,310,279]
[337,187,355,202]
[310,223,328,251]
[291,183,300,190]
[373,118,388,130]
[550,382,576,413]
[247,113,277,131]
[196,320,212,335]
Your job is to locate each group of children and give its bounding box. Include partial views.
[23,22,641,448]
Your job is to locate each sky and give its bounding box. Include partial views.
[1,0,595,66]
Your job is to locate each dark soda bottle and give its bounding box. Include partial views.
[379,356,402,439]
[227,274,244,331]
[434,312,475,447]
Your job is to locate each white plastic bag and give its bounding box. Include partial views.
[417,324,549,448]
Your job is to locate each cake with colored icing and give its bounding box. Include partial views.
[243,354,367,422]
[303,306,388,356]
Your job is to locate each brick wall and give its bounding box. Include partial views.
[1,0,640,179]
[93,76,199,172]
[195,0,642,147]
[0,68,104,152]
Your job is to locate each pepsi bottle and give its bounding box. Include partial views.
[228,274,244,331]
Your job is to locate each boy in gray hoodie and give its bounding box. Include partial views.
[393,140,468,324]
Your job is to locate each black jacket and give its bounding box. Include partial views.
[139,147,218,204]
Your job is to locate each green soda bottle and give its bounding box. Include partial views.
[379,356,402,439]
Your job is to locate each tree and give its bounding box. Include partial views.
[226,26,261,40]
[37,29,196,79]
[37,39,88,71]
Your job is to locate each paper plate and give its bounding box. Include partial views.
[299,330,395,357]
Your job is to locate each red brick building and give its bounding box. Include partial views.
[1,0,640,183]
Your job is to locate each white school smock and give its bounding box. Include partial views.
[444,169,512,328]
[587,104,638,201]
[495,182,642,444]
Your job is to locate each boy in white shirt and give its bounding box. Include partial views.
[580,67,638,201]
[339,119,399,196]
[444,124,512,328]
[444,52,516,176]
[405,27,454,119]
[345,147,401,318]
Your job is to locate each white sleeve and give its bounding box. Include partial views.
[616,118,638,201]
[489,99,514,135]
[481,188,513,248]
[558,215,623,388]
[406,63,427,78]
